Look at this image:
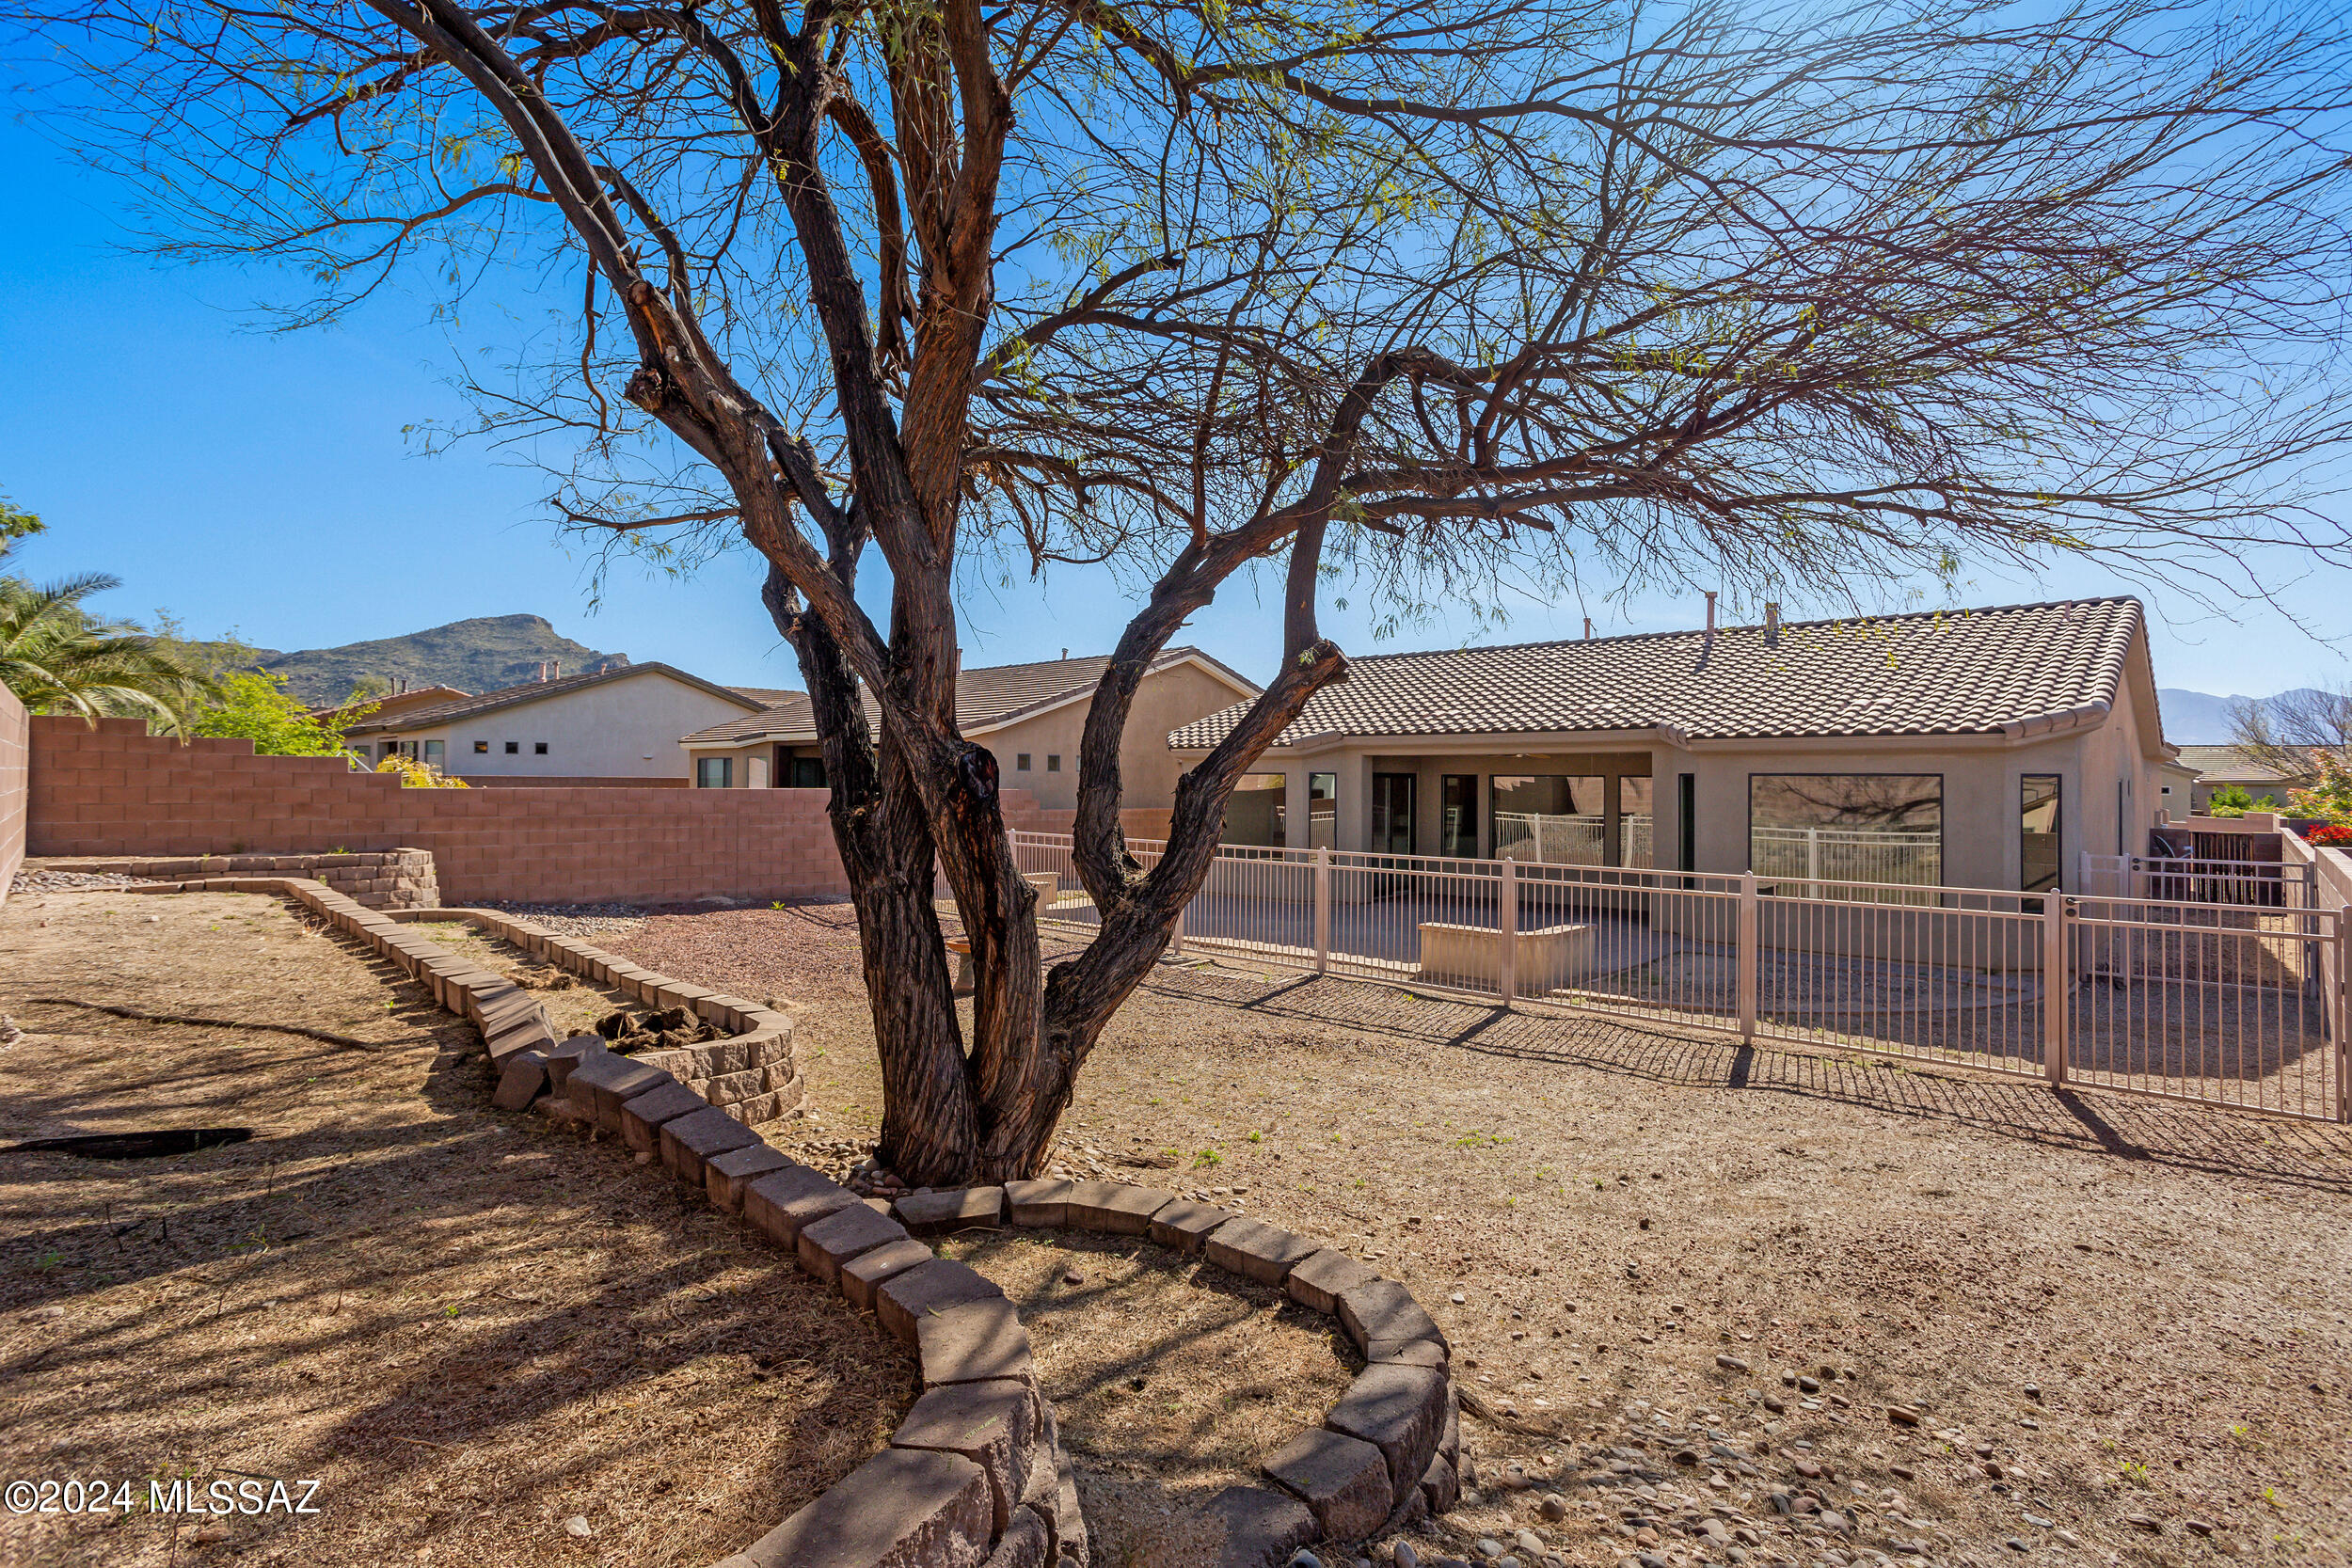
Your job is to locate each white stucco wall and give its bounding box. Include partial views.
[374,672,758,779]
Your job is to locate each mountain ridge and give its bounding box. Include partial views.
[232,615,630,705]
[2155,687,2330,746]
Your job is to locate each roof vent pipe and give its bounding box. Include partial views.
[1062,648,1069,660]
[1765,602,1780,645]
[1582,617,1593,641]
[1704,591,1718,637]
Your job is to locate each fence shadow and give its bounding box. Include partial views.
[1136,960,2352,1196]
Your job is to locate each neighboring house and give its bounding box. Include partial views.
[1168,597,2176,895]
[344,663,774,783]
[2154,756,2203,817]
[2172,744,2312,816]
[681,649,1260,810]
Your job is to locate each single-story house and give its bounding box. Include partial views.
[1168,596,2175,895]
[344,663,782,783]
[681,648,1259,809]
[2171,744,2312,816]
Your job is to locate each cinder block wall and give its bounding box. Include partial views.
[0,684,26,904]
[27,717,918,904]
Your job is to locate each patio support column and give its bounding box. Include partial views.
[1603,772,1623,867]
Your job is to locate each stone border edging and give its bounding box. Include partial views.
[40,848,439,909]
[107,877,1461,1567]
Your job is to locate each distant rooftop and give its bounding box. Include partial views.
[682,647,1256,747]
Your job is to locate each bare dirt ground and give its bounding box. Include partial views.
[0,891,912,1568]
[614,903,2352,1568]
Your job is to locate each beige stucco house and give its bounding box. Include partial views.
[1168,597,2178,895]
[345,663,779,783]
[2172,744,2312,816]
[681,649,1258,810]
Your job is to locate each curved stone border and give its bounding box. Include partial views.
[105,877,1460,1567]
[918,1180,1463,1561]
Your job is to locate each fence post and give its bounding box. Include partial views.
[1498,857,1518,1004]
[2043,892,2070,1085]
[2337,917,2350,1124]
[1737,871,1758,1043]
[1313,846,1331,974]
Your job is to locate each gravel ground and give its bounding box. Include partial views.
[9,869,161,894]
[465,901,652,942]
[0,890,911,1567]
[604,906,2352,1568]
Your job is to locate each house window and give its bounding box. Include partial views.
[2022,774,2061,893]
[422,740,444,768]
[697,756,733,788]
[789,755,827,788]
[1372,773,1417,855]
[1677,773,1696,872]
[1309,773,1338,850]
[473,740,489,754]
[1223,773,1287,847]
[1046,754,1061,772]
[1750,773,1942,894]
[1016,753,1032,771]
[534,742,548,755]
[1491,774,1604,863]
[1439,774,1478,858]
[1620,775,1655,868]
[504,741,519,754]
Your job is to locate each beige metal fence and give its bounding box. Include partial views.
[1009,831,2350,1123]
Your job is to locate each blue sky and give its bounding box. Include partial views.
[1,112,2344,702]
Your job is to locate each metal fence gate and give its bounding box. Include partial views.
[1009,832,2350,1123]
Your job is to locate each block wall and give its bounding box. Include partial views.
[0,683,25,904]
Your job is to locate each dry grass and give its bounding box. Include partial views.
[624,905,2352,1568]
[0,891,913,1568]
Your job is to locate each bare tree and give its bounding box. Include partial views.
[18,0,2352,1180]
[2228,685,2352,779]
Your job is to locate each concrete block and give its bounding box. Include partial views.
[660,1104,761,1188]
[897,1187,1006,1237]
[619,1081,708,1153]
[1145,1198,1233,1254]
[915,1296,1034,1388]
[1286,1249,1378,1315]
[1335,1278,1448,1357]
[799,1202,913,1288]
[707,1142,793,1212]
[1063,1181,1173,1236]
[1203,1216,1319,1287]
[570,1051,675,1132]
[841,1237,936,1314]
[735,1447,993,1568]
[1324,1361,1451,1507]
[1262,1425,1391,1543]
[878,1259,1005,1347]
[540,1034,606,1093]
[743,1164,862,1248]
[1190,1484,1317,1568]
[490,1049,549,1112]
[980,1506,1051,1568]
[892,1379,1041,1537]
[1002,1178,1073,1227]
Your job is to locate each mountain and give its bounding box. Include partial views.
[2156,687,2331,745]
[247,615,629,705]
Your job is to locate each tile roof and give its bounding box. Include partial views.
[345,661,763,735]
[1168,597,2151,750]
[681,647,1252,746]
[2174,744,2311,782]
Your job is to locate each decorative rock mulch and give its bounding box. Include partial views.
[100,874,1461,1567]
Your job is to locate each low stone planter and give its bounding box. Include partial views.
[35,847,439,909]
[1417,919,1595,998]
